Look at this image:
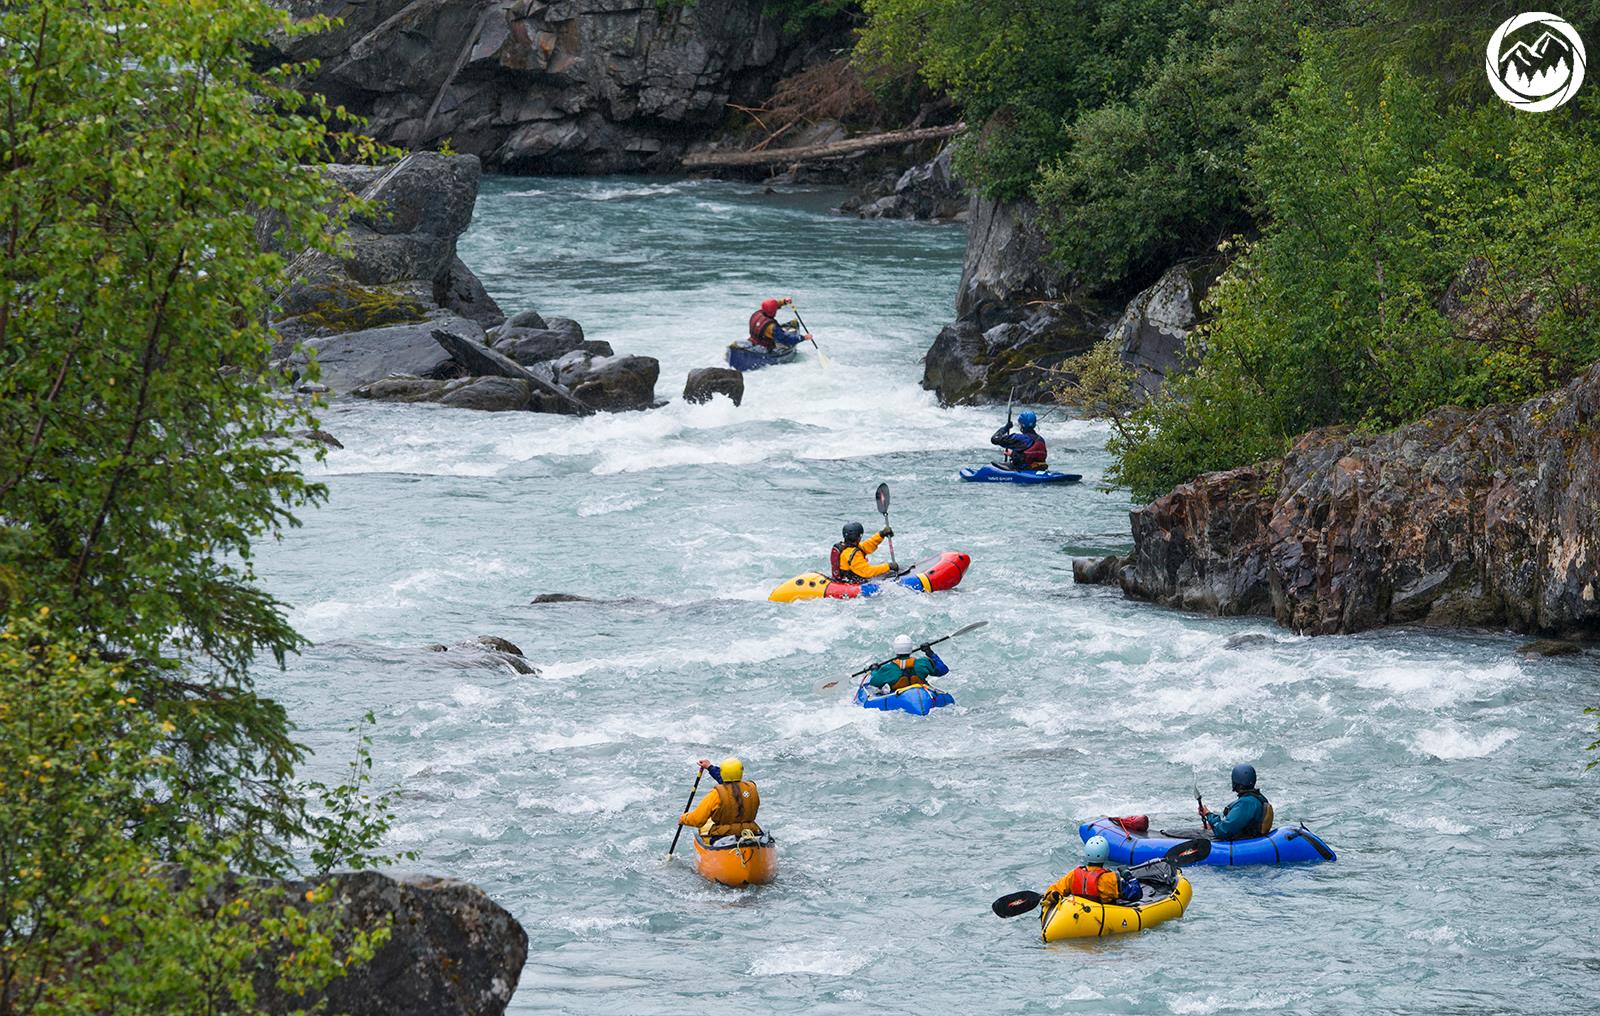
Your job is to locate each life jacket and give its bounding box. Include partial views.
[1236,788,1273,837]
[1007,431,1047,471]
[1067,865,1114,902]
[706,780,761,838]
[830,541,863,583]
[748,309,776,350]
[888,656,921,692]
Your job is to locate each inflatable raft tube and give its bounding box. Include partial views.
[692,832,778,887]
[959,464,1082,484]
[854,682,954,715]
[726,342,799,372]
[1080,817,1336,866]
[768,551,971,603]
[1040,875,1192,941]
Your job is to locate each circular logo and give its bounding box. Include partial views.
[1486,12,1586,111]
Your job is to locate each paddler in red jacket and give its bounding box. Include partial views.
[748,297,810,351]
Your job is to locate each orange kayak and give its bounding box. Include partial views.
[692,833,778,887]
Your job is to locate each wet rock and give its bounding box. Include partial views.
[541,317,585,344]
[1072,555,1124,586]
[956,196,1067,320]
[437,255,506,329]
[293,315,481,393]
[922,301,1109,404]
[439,376,533,412]
[431,328,593,415]
[683,366,744,406]
[552,352,660,412]
[352,376,453,403]
[461,635,524,657]
[501,309,548,332]
[840,146,967,222]
[1110,257,1223,399]
[1112,362,1600,637]
[255,870,526,1016]
[299,429,344,449]
[1516,639,1585,657]
[494,329,613,367]
[425,636,539,675]
[531,593,597,604]
[1223,633,1276,650]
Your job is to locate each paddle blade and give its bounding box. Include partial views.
[1164,837,1211,867]
[815,346,832,369]
[813,677,841,693]
[875,482,890,516]
[991,890,1042,918]
[951,620,988,638]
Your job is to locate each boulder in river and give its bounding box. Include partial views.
[439,376,534,412]
[494,329,614,367]
[256,870,526,1016]
[431,329,594,416]
[683,366,744,406]
[421,636,539,675]
[1083,360,1600,637]
[551,352,660,412]
[294,316,480,393]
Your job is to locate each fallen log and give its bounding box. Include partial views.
[430,329,595,416]
[682,122,964,169]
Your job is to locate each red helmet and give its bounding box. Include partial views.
[760,298,780,316]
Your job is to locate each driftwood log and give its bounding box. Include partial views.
[682,123,964,169]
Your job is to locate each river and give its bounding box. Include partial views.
[255,177,1599,1014]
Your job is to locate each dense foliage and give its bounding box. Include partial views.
[1,0,405,1004]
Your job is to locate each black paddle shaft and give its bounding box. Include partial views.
[666,767,705,857]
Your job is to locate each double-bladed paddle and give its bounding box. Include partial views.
[990,838,1211,918]
[814,621,988,692]
[875,483,898,573]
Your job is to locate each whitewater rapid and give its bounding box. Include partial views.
[254,178,1598,1015]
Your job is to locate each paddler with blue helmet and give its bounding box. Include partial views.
[1200,764,1275,841]
[991,409,1048,471]
[1041,834,1142,907]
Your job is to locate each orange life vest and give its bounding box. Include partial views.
[1067,865,1115,902]
[706,780,761,838]
[888,656,921,692]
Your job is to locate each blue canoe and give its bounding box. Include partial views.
[855,683,954,716]
[726,342,799,372]
[1079,816,1336,866]
[959,464,1082,485]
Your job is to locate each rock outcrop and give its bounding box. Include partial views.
[1109,257,1222,399]
[267,0,833,173]
[683,366,744,405]
[1078,363,1600,637]
[258,871,527,1016]
[838,146,967,222]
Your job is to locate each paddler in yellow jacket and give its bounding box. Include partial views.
[831,521,898,584]
[679,756,762,841]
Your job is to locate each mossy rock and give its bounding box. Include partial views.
[277,280,429,335]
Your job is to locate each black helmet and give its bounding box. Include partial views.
[1231,763,1257,791]
[842,521,865,543]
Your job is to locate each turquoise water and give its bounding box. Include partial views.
[256,177,1599,1014]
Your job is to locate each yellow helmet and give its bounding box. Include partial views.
[719,756,744,782]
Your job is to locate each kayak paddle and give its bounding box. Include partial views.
[815,620,987,692]
[875,482,898,573]
[666,766,706,859]
[1194,783,1207,824]
[789,302,830,369]
[989,838,1211,917]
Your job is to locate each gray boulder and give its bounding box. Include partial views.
[1109,257,1222,399]
[431,329,594,415]
[843,146,967,222]
[257,871,526,1016]
[494,329,613,367]
[439,376,534,412]
[294,315,482,393]
[683,366,744,406]
[922,302,1109,405]
[437,256,506,329]
[351,377,452,403]
[499,309,548,332]
[552,352,659,412]
[956,195,1067,319]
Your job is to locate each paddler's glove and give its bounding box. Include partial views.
[1041,890,1062,909]
[879,527,893,538]
[697,758,711,770]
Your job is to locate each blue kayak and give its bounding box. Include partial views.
[959,464,1082,484]
[726,341,799,372]
[1080,816,1336,866]
[855,683,954,716]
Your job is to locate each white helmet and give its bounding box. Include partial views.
[893,634,914,656]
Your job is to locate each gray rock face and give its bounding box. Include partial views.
[494,328,613,367]
[956,196,1067,319]
[431,328,595,415]
[440,376,534,411]
[1081,361,1600,637]
[552,352,660,412]
[922,301,1109,405]
[268,0,826,173]
[841,146,967,222]
[1110,257,1222,398]
[683,366,744,406]
[259,871,526,1016]
[295,315,482,393]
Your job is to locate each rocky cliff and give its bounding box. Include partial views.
[269,0,831,172]
[920,198,1217,405]
[1077,362,1600,637]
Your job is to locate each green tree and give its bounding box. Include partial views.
[0,0,381,869]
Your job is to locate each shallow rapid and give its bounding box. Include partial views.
[256,177,1598,1014]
